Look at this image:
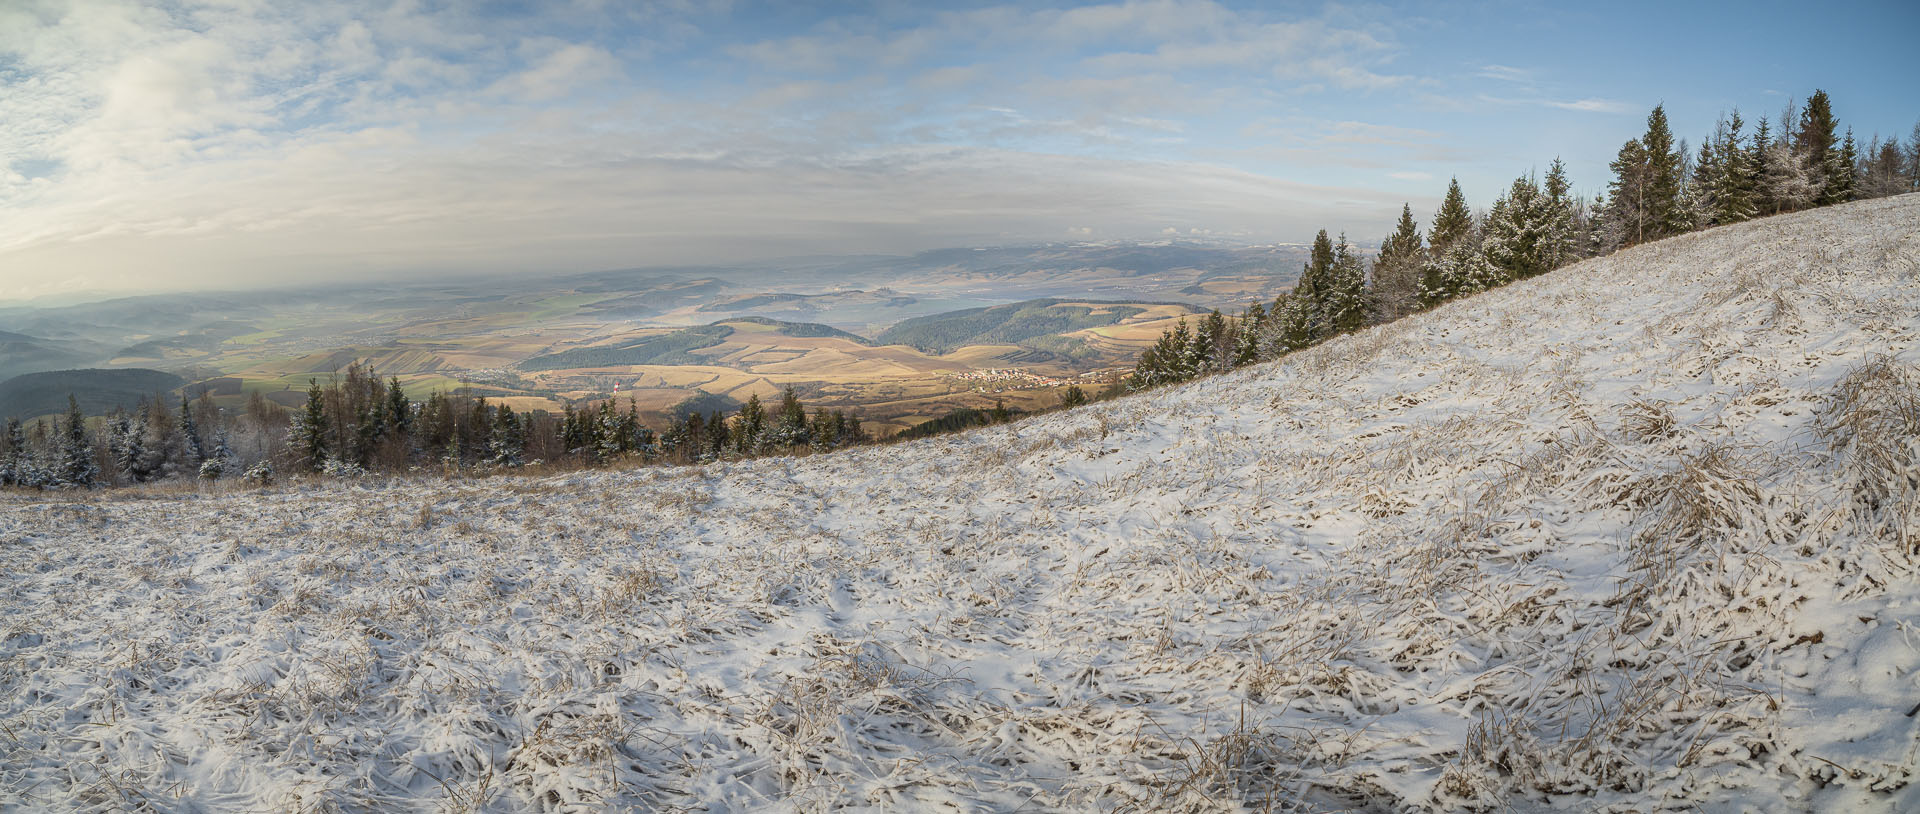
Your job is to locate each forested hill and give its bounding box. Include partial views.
[876,298,1176,354]
[0,368,184,420]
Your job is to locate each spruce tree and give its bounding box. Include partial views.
[291,379,329,471]
[590,400,619,459]
[706,410,731,459]
[1797,89,1840,198]
[1749,116,1778,215]
[199,430,235,480]
[177,394,204,469]
[1269,291,1317,353]
[57,395,97,488]
[109,409,142,482]
[1060,385,1088,408]
[1826,129,1858,205]
[490,404,524,466]
[385,377,410,438]
[1713,111,1758,224]
[1371,203,1424,322]
[1691,136,1723,227]
[1166,318,1196,380]
[1190,310,1228,373]
[1230,302,1265,367]
[1540,159,1576,270]
[1484,173,1552,279]
[1641,105,1688,240]
[990,399,1010,424]
[735,394,765,455]
[1,417,23,487]
[1323,233,1370,334]
[771,386,809,448]
[1428,179,1472,252]
[1421,239,1504,306]
[807,408,835,451]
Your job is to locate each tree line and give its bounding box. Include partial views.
[0,363,883,489]
[1131,89,1917,390]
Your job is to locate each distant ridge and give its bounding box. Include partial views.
[0,367,185,419]
[876,298,1183,354]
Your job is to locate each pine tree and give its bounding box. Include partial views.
[770,386,809,449]
[1713,111,1758,224]
[490,404,525,466]
[199,430,235,480]
[1371,203,1425,322]
[1761,135,1820,214]
[1231,302,1266,367]
[735,394,765,456]
[1749,116,1779,215]
[1060,385,1088,408]
[109,409,142,483]
[1691,134,1723,227]
[0,417,23,488]
[1608,105,1688,245]
[177,394,204,469]
[1129,339,1167,390]
[697,410,723,460]
[384,377,410,439]
[1165,318,1196,380]
[1429,179,1473,252]
[291,379,329,471]
[806,408,835,452]
[1269,291,1317,353]
[990,399,1010,424]
[1484,173,1553,279]
[1190,310,1228,373]
[56,395,97,488]
[598,399,621,456]
[1797,89,1840,201]
[1323,233,1370,334]
[1826,128,1858,204]
[1421,239,1504,306]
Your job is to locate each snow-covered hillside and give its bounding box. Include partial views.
[4,196,1918,812]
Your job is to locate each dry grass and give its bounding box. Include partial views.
[3,197,1919,812]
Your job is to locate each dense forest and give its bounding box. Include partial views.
[1129,90,1918,390]
[3,90,1914,491]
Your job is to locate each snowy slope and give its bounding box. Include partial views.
[3,196,1918,812]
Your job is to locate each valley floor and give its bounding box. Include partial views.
[3,196,1919,812]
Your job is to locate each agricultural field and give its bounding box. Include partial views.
[2,244,1285,432]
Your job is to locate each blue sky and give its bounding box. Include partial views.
[1,0,1914,300]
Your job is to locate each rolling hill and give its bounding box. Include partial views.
[518,318,870,372]
[0,367,186,420]
[3,197,1917,810]
[876,298,1184,354]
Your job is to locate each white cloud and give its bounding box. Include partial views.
[1547,98,1631,114]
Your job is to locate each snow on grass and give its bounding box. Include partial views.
[3,196,1918,812]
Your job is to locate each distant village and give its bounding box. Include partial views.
[948,368,1112,391]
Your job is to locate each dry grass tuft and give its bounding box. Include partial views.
[1817,354,1920,554]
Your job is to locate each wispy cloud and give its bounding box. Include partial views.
[1546,98,1631,114]
[8,0,1859,300]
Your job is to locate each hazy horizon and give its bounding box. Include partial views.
[4,0,1915,301]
